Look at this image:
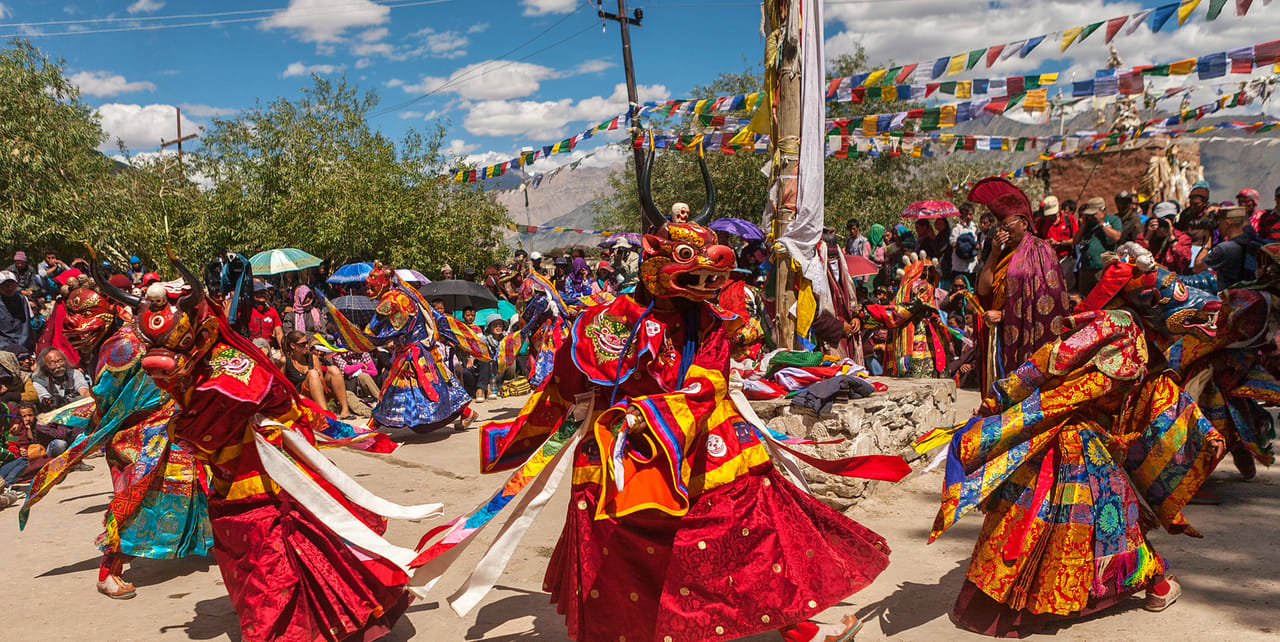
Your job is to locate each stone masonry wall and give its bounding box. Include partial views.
[750,377,957,511]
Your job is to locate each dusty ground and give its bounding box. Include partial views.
[1,389,1276,641]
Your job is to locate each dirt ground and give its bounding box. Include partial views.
[1,389,1276,641]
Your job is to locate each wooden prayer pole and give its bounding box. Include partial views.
[768,0,802,349]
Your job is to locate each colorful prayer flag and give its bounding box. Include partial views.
[985,44,1006,68]
[1177,0,1202,25]
[1019,35,1046,58]
[1060,26,1083,51]
[1127,9,1154,35]
[966,48,985,70]
[1207,0,1229,17]
[1105,15,1129,43]
[946,53,966,75]
[1078,21,1103,44]
[1149,2,1180,31]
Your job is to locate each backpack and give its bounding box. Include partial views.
[954,231,978,261]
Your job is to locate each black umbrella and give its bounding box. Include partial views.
[330,294,378,327]
[419,279,498,312]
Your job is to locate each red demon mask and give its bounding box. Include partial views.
[63,287,117,353]
[366,262,394,298]
[640,222,736,301]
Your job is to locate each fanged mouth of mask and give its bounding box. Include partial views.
[674,269,728,292]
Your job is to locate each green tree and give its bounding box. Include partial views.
[191,76,510,271]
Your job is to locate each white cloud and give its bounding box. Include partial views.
[386,78,404,88]
[354,57,373,69]
[178,103,238,118]
[572,59,614,75]
[110,149,214,189]
[462,83,668,139]
[96,103,200,152]
[127,0,164,14]
[467,22,489,34]
[423,29,469,58]
[281,61,342,78]
[262,0,388,43]
[351,41,394,57]
[0,4,11,19]
[358,26,388,42]
[521,0,578,16]
[401,60,559,100]
[69,70,156,97]
[444,139,479,156]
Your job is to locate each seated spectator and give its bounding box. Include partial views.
[285,285,328,335]
[5,251,38,298]
[329,347,381,413]
[282,331,355,420]
[0,271,35,354]
[247,280,284,348]
[31,347,90,411]
[1,401,86,494]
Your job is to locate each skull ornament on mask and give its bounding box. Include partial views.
[639,223,736,301]
[63,287,117,353]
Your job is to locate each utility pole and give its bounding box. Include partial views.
[160,106,197,173]
[598,0,647,227]
[768,0,803,350]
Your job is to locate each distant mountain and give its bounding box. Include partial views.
[494,165,618,252]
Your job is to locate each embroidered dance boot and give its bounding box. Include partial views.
[779,614,863,642]
[1143,575,1182,612]
[96,555,137,600]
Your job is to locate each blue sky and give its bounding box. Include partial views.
[0,0,1275,172]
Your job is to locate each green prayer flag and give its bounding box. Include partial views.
[1014,137,1026,152]
[1078,21,1103,43]
[1145,64,1171,76]
[865,86,882,101]
[1024,76,1041,91]
[883,67,902,86]
[939,81,957,95]
[966,48,984,70]
[1206,0,1227,19]
[921,107,941,131]
[1005,93,1025,110]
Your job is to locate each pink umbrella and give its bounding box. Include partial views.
[903,200,960,219]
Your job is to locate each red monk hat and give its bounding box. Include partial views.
[967,176,1032,223]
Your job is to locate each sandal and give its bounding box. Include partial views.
[96,575,137,600]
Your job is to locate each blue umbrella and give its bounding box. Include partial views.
[328,262,373,284]
[330,294,378,326]
[709,217,764,241]
[598,232,642,249]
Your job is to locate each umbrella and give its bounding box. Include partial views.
[419,279,498,312]
[709,217,765,240]
[844,254,880,278]
[328,262,373,284]
[598,232,642,249]
[395,269,430,284]
[902,200,960,219]
[330,295,378,327]
[250,248,324,275]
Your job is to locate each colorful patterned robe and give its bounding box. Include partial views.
[416,294,910,642]
[932,311,1220,636]
[328,286,484,431]
[19,325,213,563]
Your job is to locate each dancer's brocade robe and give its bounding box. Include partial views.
[933,311,1220,637]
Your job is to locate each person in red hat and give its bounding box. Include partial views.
[968,177,1071,403]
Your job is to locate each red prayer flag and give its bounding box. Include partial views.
[1237,0,1253,16]
[1254,40,1280,67]
[895,63,918,84]
[925,83,940,97]
[850,87,865,103]
[1007,76,1025,94]
[906,108,924,118]
[1105,15,1128,43]
[985,44,1005,68]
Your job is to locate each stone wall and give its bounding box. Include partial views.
[750,377,957,511]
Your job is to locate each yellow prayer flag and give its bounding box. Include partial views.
[881,85,898,102]
[1024,88,1048,111]
[946,54,966,76]
[1275,60,1280,73]
[1001,138,1011,151]
[1039,72,1059,84]
[693,99,709,114]
[1177,0,1201,26]
[863,68,887,87]
[940,105,957,127]
[939,133,955,145]
[862,116,876,136]
[1060,26,1083,51]
[955,81,972,99]
[1169,58,1196,75]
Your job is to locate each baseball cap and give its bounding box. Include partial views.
[1153,201,1179,219]
[1080,197,1106,214]
[0,270,16,284]
[529,251,543,261]
[1041,196,1060,217]
[253,280,272,292]
[12,251,26,262]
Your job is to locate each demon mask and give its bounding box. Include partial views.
[63,286,117,353]
[640,222,736,301]
[366,262,394,298]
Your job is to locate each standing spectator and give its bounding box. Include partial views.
[1238,187,1265,232]
[1114,190,1143,245]
[1177,181,1211,231]
[1073,197,1122,297]
[1203,206,1254,288]
[1036,196,1079,290]
[866,224,886,267]
[126,255,146,286]
[247,280,285,349]
[1144,204,1193,273]
[461,267,478,282]
[844,219,868,257]
[949,205,980,285]
[440,264,454,281]
[31,347,90,410]
[1256,185,1280,241]
[0,271,34,354]
[977,212,997,262]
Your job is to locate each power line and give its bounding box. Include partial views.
[371,8,593,117]
[0,0,456,38]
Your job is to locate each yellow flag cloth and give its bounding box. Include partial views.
[1060,26,1083,51]
[1177,0,1201,26]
